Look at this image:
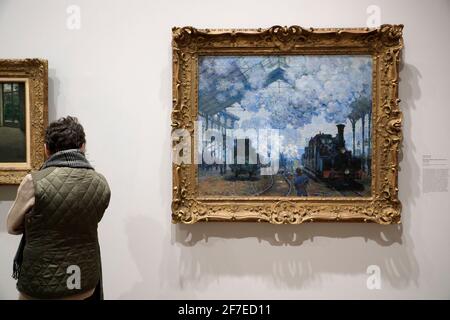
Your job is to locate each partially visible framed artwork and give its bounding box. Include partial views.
[171,25,404,224]
[0,59,48,184]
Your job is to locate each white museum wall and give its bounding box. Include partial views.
[0,0,449,299]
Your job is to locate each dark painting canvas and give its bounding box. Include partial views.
[0,81,26,163]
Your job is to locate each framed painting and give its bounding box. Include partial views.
[0,59,48,184]
[171,25,403,224]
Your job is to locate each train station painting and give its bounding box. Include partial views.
[172,26,403,224]
[197,55,373,197]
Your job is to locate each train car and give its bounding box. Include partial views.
[302,124,362,184]
[229,138,261,178]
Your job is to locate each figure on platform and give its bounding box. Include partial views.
[294,167,309,196]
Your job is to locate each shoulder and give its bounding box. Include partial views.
[92,171,111,209]
[31,167,57,182]
[92,171,111,194]
[22,173,33,184]
[19,174,33,191]
[16,173,35,203]
[93,171,109,185]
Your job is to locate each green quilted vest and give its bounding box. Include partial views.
[17,167,111,299]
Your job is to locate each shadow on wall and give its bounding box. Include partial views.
[398,49,422,222]
[120,215,417,299]
[171,222,418,291]
[48,68,60,122]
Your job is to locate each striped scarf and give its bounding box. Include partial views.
[41,149,94,170]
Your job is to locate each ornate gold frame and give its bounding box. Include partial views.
[0,59,48,184]
[171,25,403,224]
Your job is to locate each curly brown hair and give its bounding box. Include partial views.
[45,116,86,154]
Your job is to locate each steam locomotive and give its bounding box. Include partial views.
[301,124,363,187]
[229,138,262,178]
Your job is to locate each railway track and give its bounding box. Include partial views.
[230,173,293,197]
[257,174,292,196]
[282,174,293,196]
[231,174,274,197]
[252,174,275,196]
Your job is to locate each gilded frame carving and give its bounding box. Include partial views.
[171,25,403,224]
[0,59,48,184]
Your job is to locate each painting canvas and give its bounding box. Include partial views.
[0,81,27,163]
[197,55,373,198]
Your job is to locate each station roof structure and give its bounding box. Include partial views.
[199,56,294,116]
